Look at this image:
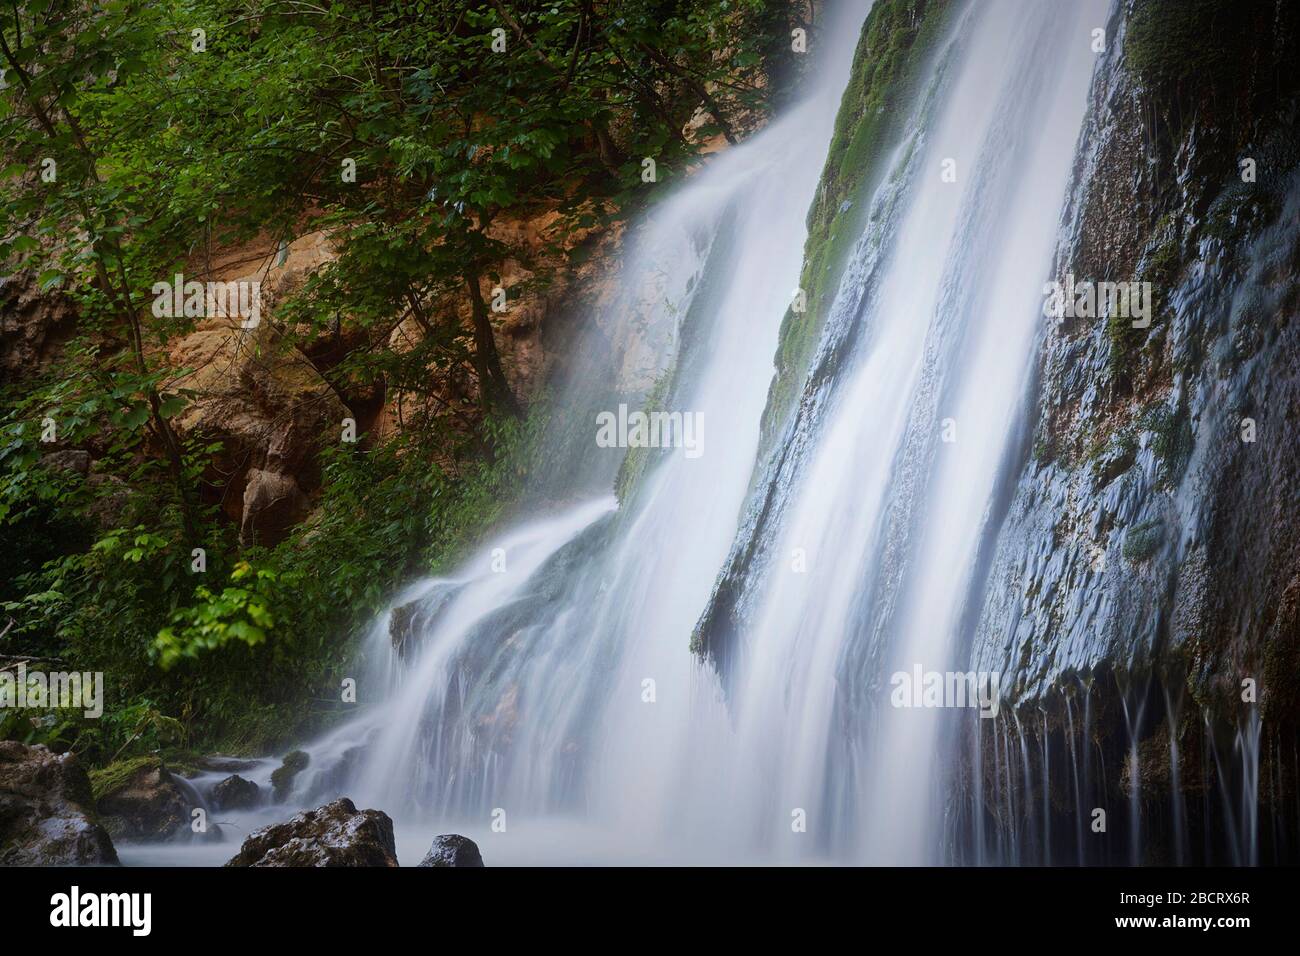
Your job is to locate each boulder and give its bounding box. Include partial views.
[241,467,310,540]
[417,834,484,867]
[270,750,310,801]
[210,774,260,812]
[387,588,457,662]
[0,741,118,865]
[91,756,193,842]
[39,449,91,476]
[225,798,398,867]
[84,470,132,528]
[165,234,349,546]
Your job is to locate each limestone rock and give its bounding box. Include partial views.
[417,834,484,867]
[0,741,118,866]
[225,798,398,867]
[210,774,260,812]
[92,757,193,842]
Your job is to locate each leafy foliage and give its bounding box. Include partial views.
[0,1,800,761]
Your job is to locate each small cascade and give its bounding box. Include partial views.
[1118,680,1146,866]
[954,670,1297,865]
[1064,694,1084,864]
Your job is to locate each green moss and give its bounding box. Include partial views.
[1126,0,1244,94]
[1122,519,1163,563]
[1106,308,1140,377]
[1032,432,1057,467]
[1090,429,1139,486]
[613,371,673,505]
[1143,233,1180,292]
[1111,225,1179,379]
[759,0,956,453]
[90,755,160,802]
[1203,181,1257,245]
[1141,403,1194,486]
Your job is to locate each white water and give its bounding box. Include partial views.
[128,0,1112,866]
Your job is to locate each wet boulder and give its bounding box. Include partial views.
[417,834,484,867]
[388,589,455,662]
[210,774,260,812]
[91,756,194,842]
[225,798,398,867]
[0,741,118,865]
[389,601,420,661]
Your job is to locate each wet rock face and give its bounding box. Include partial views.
[0,741,118,866]
[225,798,398,867]
[417,834,484,867]
[94,757,194,842]
[952,0,1300,863]
[969,0,1300,722]
[387,587,459,663]
[0,271,76,379]
[210,774,260,812]
[163,233,349,547]
[389,601,420,662]
[299,744,367,805]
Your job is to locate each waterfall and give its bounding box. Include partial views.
[272,0,1112,864]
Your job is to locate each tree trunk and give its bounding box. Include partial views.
[0,32,200,543]
[464,271,520,417]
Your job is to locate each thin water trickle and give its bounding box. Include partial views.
[1165,685,1187,865]
[1065,695,1084,864]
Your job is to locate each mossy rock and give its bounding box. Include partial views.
[271,749,310,801]
[761,0,955,454]
[90,755,192,841]
[1090,430,1139,488]
[1141,403,1194,486]
[1126,0,1248,95]
[1122,519,1163,563]
[90,755,162,802]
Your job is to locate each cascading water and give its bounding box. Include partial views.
[691,0,1107,864]
[124,0,1276,868]
[228,1,885,866]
